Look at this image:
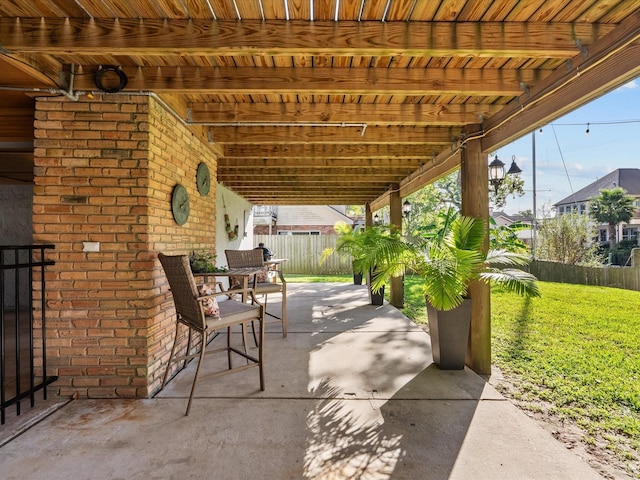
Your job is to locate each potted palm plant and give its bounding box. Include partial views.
[321,221,364,285]
[321,222,402,304]
[357,215,540,369]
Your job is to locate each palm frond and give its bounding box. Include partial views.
[486,249,532,267]
[479,268,541,297]
[420,256,468,310]
[319,246,336,264]
[447,216,485,251]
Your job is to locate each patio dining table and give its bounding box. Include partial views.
[194,267,263,302]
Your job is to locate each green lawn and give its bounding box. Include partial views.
[490,282,640,462]
[289,274,640,473]
[286,274,352,283]
[408,276,640,473]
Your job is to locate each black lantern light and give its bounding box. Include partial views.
[488,155,505,194]
[402,199,412,217]
[507,155,522,175]
[489,154,521,194]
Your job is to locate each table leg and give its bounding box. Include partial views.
[241,276,248,302]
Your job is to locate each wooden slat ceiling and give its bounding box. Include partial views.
[1,1,640,205]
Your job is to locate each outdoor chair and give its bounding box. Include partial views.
[225,249,287,338]
[158,253,265,416]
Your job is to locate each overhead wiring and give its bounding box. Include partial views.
[550,124,576,204]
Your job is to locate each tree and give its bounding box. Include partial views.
[536,213,602,265]
[489,217,529,253]
[491,173,525,209]
[388,172,461,240]
[588,187,636,249]
[371,166,525,236]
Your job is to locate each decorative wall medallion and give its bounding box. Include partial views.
[196,162,210,196]
[171,184,190,225]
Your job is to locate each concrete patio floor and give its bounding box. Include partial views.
[0,283,602,479]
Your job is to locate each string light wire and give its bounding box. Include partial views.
[550,124,576,203]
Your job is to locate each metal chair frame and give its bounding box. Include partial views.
[225,249,287,338]
[158,253,265,416]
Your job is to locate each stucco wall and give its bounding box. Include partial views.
[0,184,34,308]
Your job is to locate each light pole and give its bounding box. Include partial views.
[532,131,537,257]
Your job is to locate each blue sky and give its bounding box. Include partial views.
[496,77,640,216]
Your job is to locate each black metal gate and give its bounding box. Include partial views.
[0,245,57,425]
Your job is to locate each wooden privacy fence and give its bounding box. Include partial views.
[528,255,640,292]
[254,236,640,291]
[254,235,351,275]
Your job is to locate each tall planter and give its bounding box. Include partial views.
[426,298,472,370]
[352,261,363,285]
[369,285,385,305]
[367,269,384,305]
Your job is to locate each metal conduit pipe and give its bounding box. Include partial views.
[1,83,368,134]
[0,85,87,101]
[186,121,368,136]
[0,64,81,100]
[147,94,370,137]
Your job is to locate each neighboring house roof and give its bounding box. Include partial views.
[273,205,354,226]
[554,168,640,206]
[491,210,533,224]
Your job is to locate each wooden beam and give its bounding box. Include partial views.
[209,125,457,144]
[400,150,462,199]
[0,19,611,58]
[219,157,423,167]
[222,144,439,159]
[482,11,640,151]
[189,103,502,126]
[365,203,373,227]
[370,147,463,211]
[243,196,376,205]
[217,168,418,177]
[0,107,34,143]
[226,184,388,192]
[73,65,540,97]
[0,54,60,88]
[389,190,404,308]
[460,138,491,375]
[228,183,383,190]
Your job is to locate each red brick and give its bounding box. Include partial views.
[34,93,219,399]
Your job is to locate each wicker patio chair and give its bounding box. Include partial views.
[158,253,265,416]
[225,249,287,338]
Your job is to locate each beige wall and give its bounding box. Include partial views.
[33,93,219,399]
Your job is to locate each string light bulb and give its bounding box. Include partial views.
[585,123,590,136]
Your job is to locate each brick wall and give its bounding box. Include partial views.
[33,93,218,399]
[145,96,218,394]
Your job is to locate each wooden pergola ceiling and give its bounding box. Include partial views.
[1,1,640,205]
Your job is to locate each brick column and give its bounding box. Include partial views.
[33,94,219,398]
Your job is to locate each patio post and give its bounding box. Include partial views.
[389,189,404,308]
[460,137,491,374]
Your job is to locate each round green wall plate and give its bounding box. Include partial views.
[196,162,211,196]
[171,184,190,225]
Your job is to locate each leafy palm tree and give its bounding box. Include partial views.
[588,187,636,249]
